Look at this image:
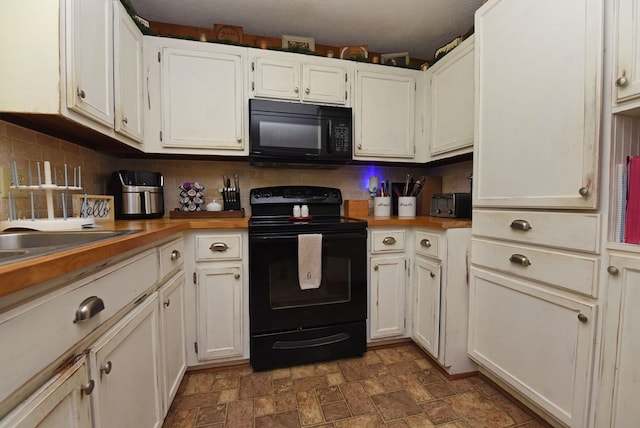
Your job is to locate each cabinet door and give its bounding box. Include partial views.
[429,36,474,157]
[355,68,415,159]
[89,295,162,428]
[161,47,244,150]
[474,0,602,209]
[369,256,406,339]
[596,254,640,427]
[468,268,595,428]
[66,0,114,127]
[196,264,243,360]
[253,56,300,100]
[113,1,144,143]
[158,272,187,414]
[413,257,441,357]
[0,357,92,428]
[615,0,640,103]
[302,63,347,104]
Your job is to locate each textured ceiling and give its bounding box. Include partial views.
[129,0,483,61]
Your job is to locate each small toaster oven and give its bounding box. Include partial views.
[429,193,472,218]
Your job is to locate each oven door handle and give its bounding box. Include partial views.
[251,231,365,241]
[272,332,350,350]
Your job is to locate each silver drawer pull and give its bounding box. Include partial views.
[73,296,105,323]
[81,380,94,396]
[100,361,112,376]
[382,236,396,245]
[579,187,589,197]
[509,254,531,266]
[420,239,431,248]
[170,249,181,261]
[210,242,229,252]
[509,219,532,231]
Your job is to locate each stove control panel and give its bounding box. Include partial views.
[250,186,342,205]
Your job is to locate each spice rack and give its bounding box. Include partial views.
[1,161,95,231]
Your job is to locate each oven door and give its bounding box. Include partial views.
[249,229,367,333]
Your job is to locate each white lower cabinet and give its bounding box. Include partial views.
[0,356,92,428]
[158,271,187,413]
[468,267,596,428]
[369,255,407,339]
[595,252,640,427]
[195,264,243,360]
[88,293,162,428]
[413,257,440,356]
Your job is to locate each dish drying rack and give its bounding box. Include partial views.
[1,161,95,231]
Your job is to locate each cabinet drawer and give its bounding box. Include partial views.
[196,234,242,261]
[472,238,598,297]
[414,231,442,260]
[472,210,600,254]
[159,237,184,281]
[0,249,158,407]
[371,230,405,253]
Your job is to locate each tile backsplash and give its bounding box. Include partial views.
[0,120,472,220]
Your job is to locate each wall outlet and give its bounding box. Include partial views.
[0,167,28,198]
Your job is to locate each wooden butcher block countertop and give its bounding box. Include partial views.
[0,215,469,299]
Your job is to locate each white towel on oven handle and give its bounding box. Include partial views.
[298,233,322,289]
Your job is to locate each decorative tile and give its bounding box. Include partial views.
[425,381,459,399]
[322,401,352,422]
[195,404,226,425]
[446,391,515,427]
[271,367,292,380]
[254,396,275,416]
[217,388,239,404]
[404,413,436,427]
[316,385,344,404]
[377,375,404,392]
[315,361,339,375]
[396,373,433,402]
[182,372,214,394]
[173,392,220,410]
[255,410,301,428]
[361,378,385,395]
[291,364,316,379]
[225,400,254,428]
[371,390,422,421]
[420,400,460,425]
[239,372,273,399]
[168,408,198,428]
[337,359,373,382]
[467,376,501,397]
[362,350,383,365]
[387,361,422,376]
[211,375,239,391]
[413,369,446,385]
[296,390,324,425]
[340,382,376,415]
[387,420,411,427]
[273,376,294,393]
[489,394,534,424]
[375,348,405,364]
[326,371,346,386]
[333,413,386,428]
[293,375,328,391]
[274,392,298,412]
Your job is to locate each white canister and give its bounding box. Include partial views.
[293,205,301,217]
[397,196,416,217]
[301,204,309,217]
[373,196,391,217]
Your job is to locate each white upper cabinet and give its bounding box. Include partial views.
[251,51,351,105]
[65,0,114,128]
[354,64,418,160]
[614,0,640,108]
[474,0,603,209]
[113,0,144,143]
[143,37,247,154]
[427,35,474,159]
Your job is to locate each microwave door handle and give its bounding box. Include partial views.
[326,119,333,153]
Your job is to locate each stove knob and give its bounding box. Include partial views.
[254,192,261,199]
[448,209,453,215]
[436,209,441,214]
[264,192,271,198]
[331,191,339,199]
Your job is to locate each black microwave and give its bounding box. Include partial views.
[249,99,352,166]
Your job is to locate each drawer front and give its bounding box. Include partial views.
[472,238,599,297]
[414,231,442,260]
[0,249,158,406]
[196,234,242,261]
[371,230,405,254]
[159,237,184,281]
[472,210,600,254]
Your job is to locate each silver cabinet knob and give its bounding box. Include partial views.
[510,219,532,231]
[122,116,128,124]
[579,187,589,197]
[382,236,396,245]
[81,380,95,396]
[509,254,531,266]
[100,361,112,376]
[305,88,310,94]
[294,87,299,93]
[607,266,619,275]
[74,296,105,323]
[210,242,229,252]
[358,144,362,149]
[577,313,588,323]
[616,75,628,87]
[170,250,181,261]
[236,137,242,144]
[234,273,240,279]
[420,239,431,248]
[164,299,171,307]
[374,265,379,271]
[77,87,86,99]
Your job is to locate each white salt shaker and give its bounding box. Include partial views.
[293,205,301,217]
[301,204,309,217]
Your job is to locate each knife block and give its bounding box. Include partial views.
[223,190,241,211]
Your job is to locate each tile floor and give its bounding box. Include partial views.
[163,342,551,427]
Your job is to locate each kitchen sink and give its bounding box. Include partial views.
[0,230,142,266]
